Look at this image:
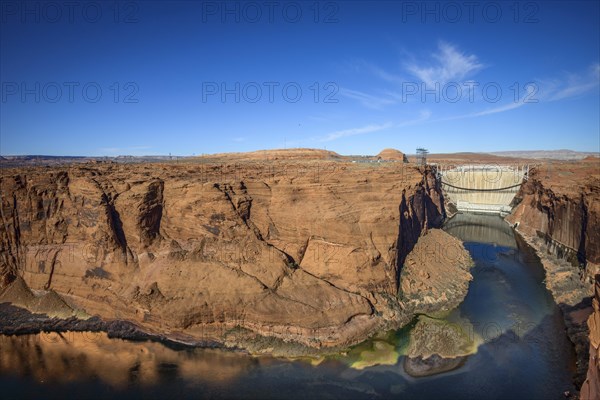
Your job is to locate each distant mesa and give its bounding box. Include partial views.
[488,150,599,161]
[377,148,408,162]
[582,155,600,162]
[201,148,341,161]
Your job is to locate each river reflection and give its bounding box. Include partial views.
[0,332,254,388]
[444,211,518,248]
[0,214,577,399]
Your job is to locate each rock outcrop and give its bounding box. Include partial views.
[400,229,473,313]
[377,148,408,162]
[404,312,475,377]
[0,159,470,354]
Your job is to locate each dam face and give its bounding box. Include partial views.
[439,165,528,216]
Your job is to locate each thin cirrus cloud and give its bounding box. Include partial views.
[440,97,531,122]
[317,110,431,142]
[540,63,600,102]
[437,64,599,122]
[318,122,394,142]
[368,64,406,85]
[447,63,600,121]
[338,88,397,109]
[340,42,484,109]
[336,44,598,139]
[464,84,538,118]
[434,81,544,122]
[405,41,484,86]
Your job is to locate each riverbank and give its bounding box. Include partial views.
[0,302,225,349]
[510,227,592,391]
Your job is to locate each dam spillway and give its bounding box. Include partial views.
[438,165,528,215]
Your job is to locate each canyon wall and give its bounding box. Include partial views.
[506,162,600,301]
[505,160,600,395]
[0,160,463,353]
[581,275,600,400]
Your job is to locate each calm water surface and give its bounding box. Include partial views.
[0,214,576,399]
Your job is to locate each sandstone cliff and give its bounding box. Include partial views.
[505,160,600,394]
[0,160,467,353]
[507,162,600,293]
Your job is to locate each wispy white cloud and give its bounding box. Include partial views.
[345,60,406,85]
[406,41,484,86]
[469,101,526,117]
[369,64,405,85]
[317,110,432,142]
[469,84,537,117]
[341,42,483,109]
[339,88,396,109]
[341,42,596,125]
[540,63,600,102]
[443,101,527,122]
[231,137,246,142]
[319,122,393,142]
[439,85,535,121]
[447,63,600,120]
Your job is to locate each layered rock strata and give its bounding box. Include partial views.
[0,160,470,354]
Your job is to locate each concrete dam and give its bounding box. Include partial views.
[438,164,529,216]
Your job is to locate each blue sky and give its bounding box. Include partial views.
[1,1,599,156]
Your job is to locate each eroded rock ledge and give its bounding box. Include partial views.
[0,161,471,355]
